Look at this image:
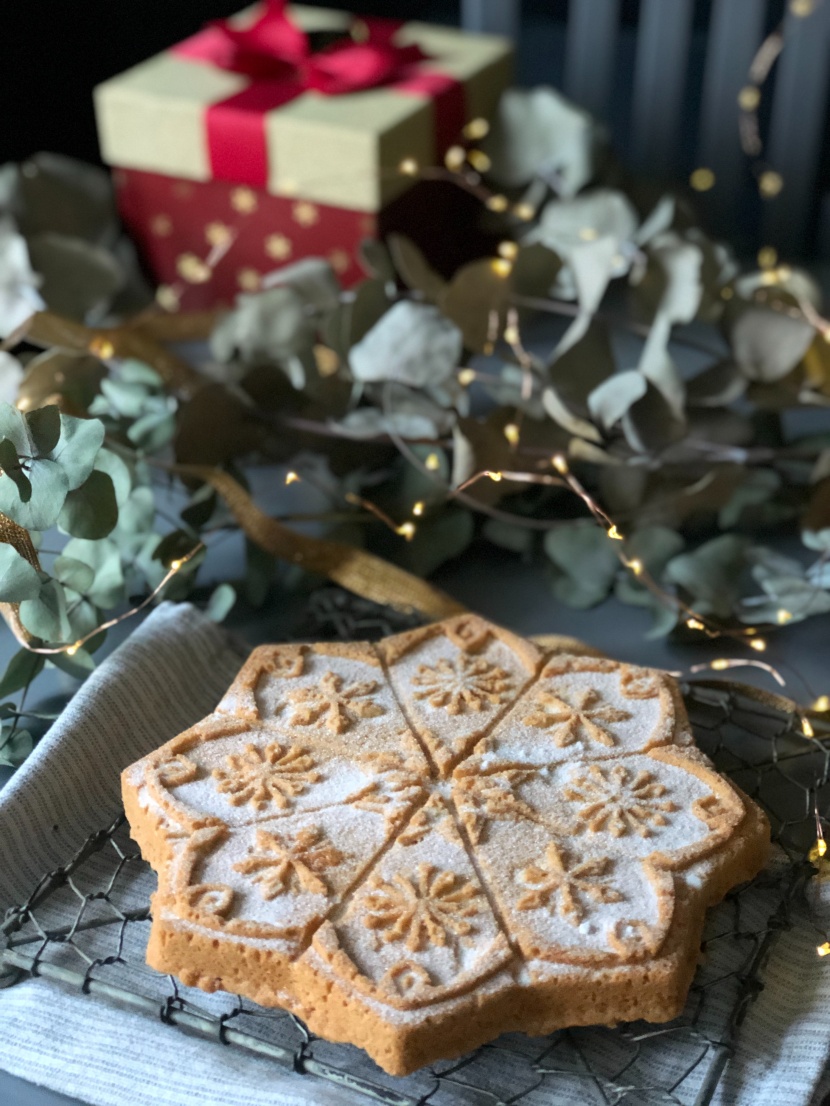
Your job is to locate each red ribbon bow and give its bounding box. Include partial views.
[174,2,465,191]
[211,0,426,95]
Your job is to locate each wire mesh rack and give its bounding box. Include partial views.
[1,589,827,1106]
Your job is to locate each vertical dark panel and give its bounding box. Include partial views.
[629,0,696,177]
[563,0,621,118]
[762,0,830,256]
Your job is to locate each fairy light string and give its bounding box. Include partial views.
[17,541,206,659]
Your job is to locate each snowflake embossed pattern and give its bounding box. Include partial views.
[122,616,770,1076]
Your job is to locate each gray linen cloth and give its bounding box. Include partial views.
[0,602,827,1106]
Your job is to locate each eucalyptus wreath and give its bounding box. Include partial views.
[0,87,828,767]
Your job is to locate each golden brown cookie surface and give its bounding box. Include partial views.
[122,615,770,1075]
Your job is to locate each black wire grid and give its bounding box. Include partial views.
[1,590,827,1106]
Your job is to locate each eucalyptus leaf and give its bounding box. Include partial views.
[25,404,61,453]
[0,649,45,698]
[206,583,237,623]
[49,646,96,679]
[729,305,814,383]
[544,520,619,608]
[61,537,125,608]
[482,518,534,554]
[13,152,118,244]
[261,257,341,315]
[358,238,396,284]
[0,216,45,337]
[541,386,602,442]
[548,322,615,405]
[51,411,106,490]
[0,455,67,530]
[127,410,177,451]
[97,377,153,419]
[386,235,447,303]
[0,727,33,768]
[58,469,118,539]
[439,258,511,352]
[349,302,462,388]
[483,86,602,194]
[615,526,684,607]
[211,285,315,366]
[665,535,747,618]
[738,560,830,624]
[333,392,452,441]
[622,382,686,454]
[94,447,132,507]
[52,554,96,593]
[119,359,163,387]
[685,361,746,408]
[0,542,42,602]
[27,232,123,322]
[802,477,830,551]
[0,437,31,502]
[588,371,648,430]
[19,578,73,642]
[718,470,782,529]
[528,189,638,257]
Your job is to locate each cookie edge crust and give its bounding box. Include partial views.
[124,766,770,1075]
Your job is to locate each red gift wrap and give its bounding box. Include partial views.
[95,3,513,307]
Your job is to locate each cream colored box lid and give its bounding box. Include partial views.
[94,5,513,213]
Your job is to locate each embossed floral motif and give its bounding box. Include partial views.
[522,687,631,747]
[348,751,423,821]
[454,768,541,843]
[564,764,677,837]
[286,670,384,733]
[156,754,198,788]
[181,883,234,918]
[363,862,481,951]
[620,668,661,700]
[395,803,446,846]
[235,825,343,898]
[411,655,514,715]
[516,844,622,921]
[381,960,434,996]
[212,742,320,811]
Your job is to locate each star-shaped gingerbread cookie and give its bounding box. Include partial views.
[122,616,769,1075]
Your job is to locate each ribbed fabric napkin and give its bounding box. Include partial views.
[0,602,827,1106]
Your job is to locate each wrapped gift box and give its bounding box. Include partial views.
[94,3,513,307]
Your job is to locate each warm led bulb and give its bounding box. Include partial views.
[396,521,416,540]
[606,525,624,541]
[689,167,716,192]
[503,423,520,445]
[285,471,301,485]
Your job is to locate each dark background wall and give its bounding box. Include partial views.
[4,0,829,258]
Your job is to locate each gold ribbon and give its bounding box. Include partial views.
[5,310,205,397]
[0,513,40,645]
[175,464,467,621]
